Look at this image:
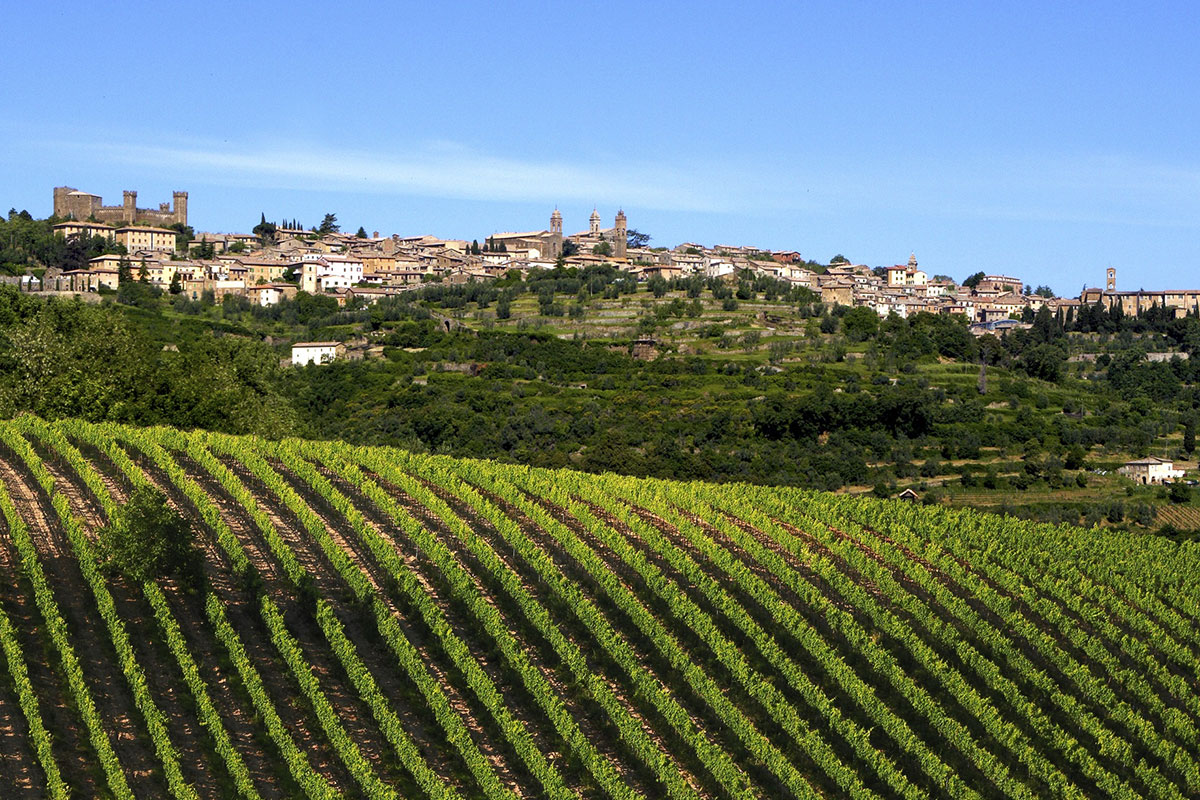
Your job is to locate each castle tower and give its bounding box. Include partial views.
[1106,267,1116,292]
[614,208,627,259]
[53,187,73,219]
[589,207,600,236]
[549,208,563,259]
[173,191,188,227]
[122,190,137,223]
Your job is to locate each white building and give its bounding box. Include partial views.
[301,255,365,293]
[1118,457,1186,485]
[291,341,343,366]
[703,259,735,279]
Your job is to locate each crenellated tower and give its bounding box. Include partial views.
[173,191,188,226]
[122,190,137,223]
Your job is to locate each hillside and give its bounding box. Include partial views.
[0,418,1196,798]
[6,281,1200,536]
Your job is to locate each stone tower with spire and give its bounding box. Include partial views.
[549,208,563,259]
[614,209,627,259]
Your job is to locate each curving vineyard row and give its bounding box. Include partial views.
[0,417,1195,798]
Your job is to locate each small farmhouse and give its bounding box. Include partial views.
[1117,457,1185,485]
[291,341,344,366]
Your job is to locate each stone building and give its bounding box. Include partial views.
[1118,457,1185,485]
[568,208,629,258]
[53,186,188,227]
[116,225,178,253]
[1079,270,1200,318]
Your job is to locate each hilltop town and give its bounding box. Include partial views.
[19,186,1200,330]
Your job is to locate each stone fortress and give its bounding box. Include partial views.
[53,186,188,227]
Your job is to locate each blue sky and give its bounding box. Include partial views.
[3,1,1198,293]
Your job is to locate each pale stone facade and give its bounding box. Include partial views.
[116,226,178,253]
[1118,457,1185,485]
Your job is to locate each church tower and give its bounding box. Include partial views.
[549,208,563,259]
[1106,267,1116,292]
[614,209,627,259]
[589,207,600,236]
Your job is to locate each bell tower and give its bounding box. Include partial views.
[614,209,627,259]
[1106,267,1116,292]
[589,207,600,236]
[549,208,563,259]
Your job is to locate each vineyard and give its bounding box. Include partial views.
[0,419,1195,798]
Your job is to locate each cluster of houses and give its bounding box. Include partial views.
[69,207,1200,334]
[42,211,1088,326]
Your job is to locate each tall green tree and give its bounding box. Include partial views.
[317,213,340,235]
[252,213,277,245]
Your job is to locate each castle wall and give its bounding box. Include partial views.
[52,186,187,226]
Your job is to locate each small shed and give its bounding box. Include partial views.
[897,488,921,503]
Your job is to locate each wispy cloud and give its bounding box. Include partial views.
[808,150,1200,229]
[45,136,755,214]
[21,127,1200,232]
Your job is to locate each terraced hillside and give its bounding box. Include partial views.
[0,417,1196,799]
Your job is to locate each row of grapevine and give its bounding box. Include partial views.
[518,462,976,797]
[513,463,932,800]
[110,425,400,799]
[407,454,849,799]
[176,429,476,800]
[0,417,1195,800]
[711,488,1160,798]
[284,440,658,800]
[62,422,342,799]
[779,490,1200,794]
[0,423,198,799]
[211,432,567,800]
[0,463,69,799]
[850,497,1200,716]
[346,448,783,799]
[25,417,263,800]
[0,435,132,798]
